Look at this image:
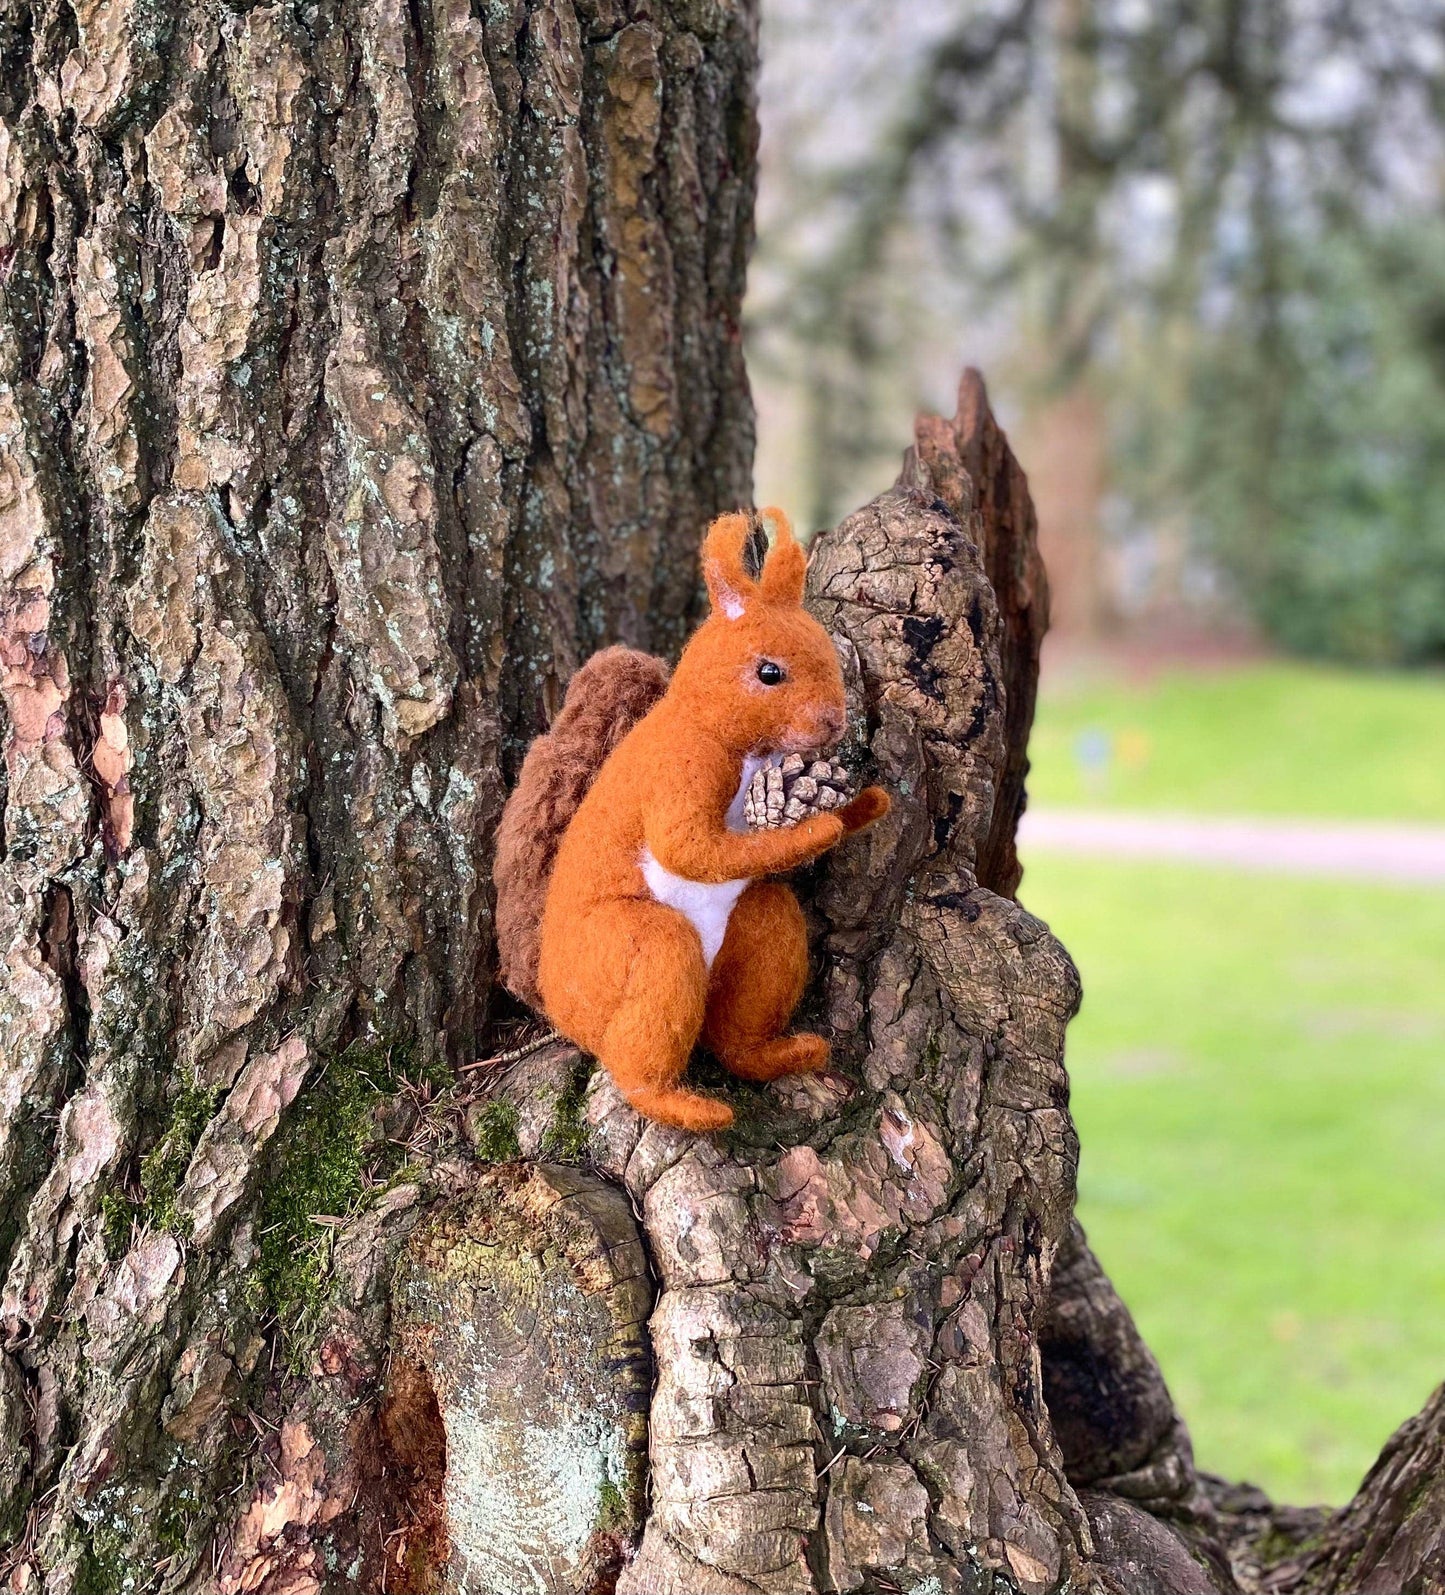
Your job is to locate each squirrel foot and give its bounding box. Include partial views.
[720,1033,830,1083]
[625,1085,734,1133]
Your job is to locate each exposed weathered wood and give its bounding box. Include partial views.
[1082,1492,1220,1595]
[391,1163,654,1595]
[1040,1221,1198,1509]
[901,367,1049,899]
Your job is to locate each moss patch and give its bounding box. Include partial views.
[68,1471,206,1593]
[256,1037,433,1358]
[74,1522,136,1595]
[596,1477,627,1533]
[99,1191,136,1260]
[538,1058,593,1162]
[470,1099,521,1162]
[140,1079,220,1235]
[98,1078,220,1250]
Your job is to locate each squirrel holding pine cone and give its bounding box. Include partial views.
[494,509,890,1132]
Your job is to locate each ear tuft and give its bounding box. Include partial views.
[701,512,758,621]
[757,506,808,605]
[741,515,769,583]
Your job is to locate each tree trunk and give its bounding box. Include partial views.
[3,6,1444,1595]
[0,0,756,1588]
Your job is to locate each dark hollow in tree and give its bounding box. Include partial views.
[0,2,1440,1593]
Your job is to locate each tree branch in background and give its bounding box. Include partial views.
[752,0,1445,660]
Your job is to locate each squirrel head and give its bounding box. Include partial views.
[670,508,847,759]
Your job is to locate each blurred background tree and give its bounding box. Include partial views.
[749,0,1445,663]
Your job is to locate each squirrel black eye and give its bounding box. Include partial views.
[756,659,785,686]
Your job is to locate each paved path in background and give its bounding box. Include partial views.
[1018,809,1445,886]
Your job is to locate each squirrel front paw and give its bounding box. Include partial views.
[837,785,890,835]
[769,810,845,868]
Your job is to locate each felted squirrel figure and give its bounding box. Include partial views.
[496,509,889,1132]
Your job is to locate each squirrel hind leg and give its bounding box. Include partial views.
[721,1034,830,1083]
[704,882,825,1083]
[590,903,732,1132]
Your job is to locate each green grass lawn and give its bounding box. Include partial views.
[1028,659,1445,821]
[1019,661,1445,1506]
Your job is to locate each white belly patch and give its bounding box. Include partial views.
[640,849,748,968]
[639,755,764,968]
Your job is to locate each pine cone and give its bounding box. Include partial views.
[743,753,854,830]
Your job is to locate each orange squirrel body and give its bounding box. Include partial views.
[536,510,889,1132]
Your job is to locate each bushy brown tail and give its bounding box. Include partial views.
[494,646,671,1008]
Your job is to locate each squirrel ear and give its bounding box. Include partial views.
[701,512,759,620]
[757,507,807,605]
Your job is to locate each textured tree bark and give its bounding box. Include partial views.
[1239,1385,1445,1595]
[0,1,756,1589]
[4,4,1444,1593]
